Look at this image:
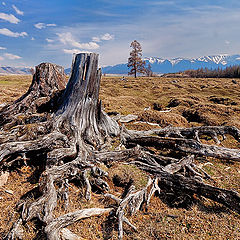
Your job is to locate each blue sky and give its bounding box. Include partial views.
[0,0,240,67]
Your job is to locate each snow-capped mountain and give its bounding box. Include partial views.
[0,66,31,75]
[102,54,240,75]
[2,54,240,75]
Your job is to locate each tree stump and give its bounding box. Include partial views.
[0,53,240,240]
[0,63,67,128]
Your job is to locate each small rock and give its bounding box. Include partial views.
[144,107,151,111]
[232,79,237,84]
[0,171,9,187]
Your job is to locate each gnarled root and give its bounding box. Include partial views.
[45,208,113,240]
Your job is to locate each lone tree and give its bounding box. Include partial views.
[0,53,240,240]
[128,40,146,78]
[145,63,153,77]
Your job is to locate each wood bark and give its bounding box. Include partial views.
[0,63,67,128]
[1,53,240,240]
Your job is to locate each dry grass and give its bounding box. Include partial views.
[0,75,240,239]
[0,166,35,238]
[0,75,32,104]
[100,76,240,129]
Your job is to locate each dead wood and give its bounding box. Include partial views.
[125,125,240,144]
[0,63,67,129]
[133,155,240,213]
[45,208,113,240]
[124,135,240,161]
[1,53,240,240]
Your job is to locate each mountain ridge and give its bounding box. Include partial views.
[0,66,31,75]
[1,54,240,75]
[102,54,240,75]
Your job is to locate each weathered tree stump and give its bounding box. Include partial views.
[0,53,240,240]
[0,63,67,128]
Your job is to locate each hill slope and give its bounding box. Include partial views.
[0,66,31,75]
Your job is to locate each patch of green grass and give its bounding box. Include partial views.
[109,163,149,190]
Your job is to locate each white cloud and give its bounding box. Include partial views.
[147,1,175,6]
[34,23,57,29]
[92,36,101,42]
[46,38,54,43]
[63,49,83,54]
[0,13,20,24]
[46,24,57,27]
[2,2,5,6]
[34,23,44,29]
[225,40,230,45]
[0,46,6,50]
[92,33,114,42]
[0,28,28,37]
[101,33,114,41]
[57,32,99,50]
[0,56,4,60]
[12,5,24,16]
[4,53,22,60]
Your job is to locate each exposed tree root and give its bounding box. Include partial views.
[132,156,240,213]
[1,53,240,240]
[123,132,240,161]
[105,178,152,239]
[127,125,240,143]
[45,208,113,240]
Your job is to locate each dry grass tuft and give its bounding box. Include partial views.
[139,110,189,127]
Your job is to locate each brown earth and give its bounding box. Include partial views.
[0,75,240,239]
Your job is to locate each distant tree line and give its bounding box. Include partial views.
[182,65,240,78]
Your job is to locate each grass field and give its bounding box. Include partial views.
[0,75,240,239]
